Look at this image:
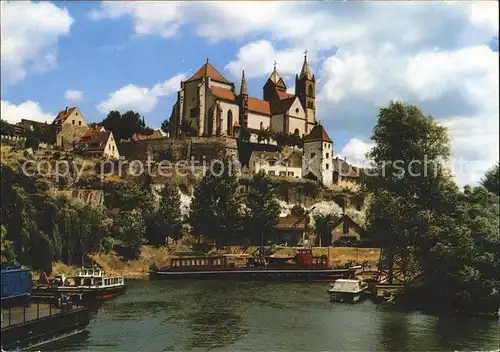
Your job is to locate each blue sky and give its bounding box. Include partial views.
[1,1,498,186]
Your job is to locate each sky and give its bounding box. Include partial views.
[1,1,498,186]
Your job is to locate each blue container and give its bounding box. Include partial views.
[1,266,32,302]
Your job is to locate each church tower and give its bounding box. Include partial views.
[263,62,287,102]
[295,52,316,130]
[302,124,333,187]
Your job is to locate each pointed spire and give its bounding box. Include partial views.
[299,50,312,80]
[269,61,281,84]
[240,70,247,95]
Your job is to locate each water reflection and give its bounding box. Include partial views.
[377,309,411,351]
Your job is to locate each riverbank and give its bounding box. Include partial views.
[50,246,381,279]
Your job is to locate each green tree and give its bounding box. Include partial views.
[315,213,339,246]
[151,184,182,246]
[113,209,146,259]
[101,110,147,141]
[366,101,458,284]
[420,186,499,313]
[243,171,281,246]
[1,225,17,267]
[481,163,499,196]
[160,119,169,135]
[190,159,241,246]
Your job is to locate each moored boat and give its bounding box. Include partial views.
[32,267,126,305]
[150,248,356,282]
[328,279,368,303]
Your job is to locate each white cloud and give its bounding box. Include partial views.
[225,40,309,79]
[1,100,54,124]
[97,74,185,114]
[64,89,83,102]
[1,1,73,85]
[337,138,374,168]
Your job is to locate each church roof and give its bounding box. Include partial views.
[248,97,271,115]
[304,124,332,143]
[270,96,296,115]
[211,86,237,101]
[186,62,231,84]
[277,90,294,100]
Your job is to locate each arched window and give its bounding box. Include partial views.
[294,128,299,135]
[227,110,233,136]
[260,121,264,130]
[308,85,313,97]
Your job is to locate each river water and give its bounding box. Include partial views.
[52,280,499,351]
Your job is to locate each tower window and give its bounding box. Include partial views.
[227,110,233,136]
[295,108,299,114]
[326,163,329,170]
[311,152,316,158]
[308,85,313,97]
[326,153,329,159]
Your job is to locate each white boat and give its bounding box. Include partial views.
[328,279,368,303]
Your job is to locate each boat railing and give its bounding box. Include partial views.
[1,300,84,329]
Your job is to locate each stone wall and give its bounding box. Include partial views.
[57,124,89,150]
[117,136,238,162]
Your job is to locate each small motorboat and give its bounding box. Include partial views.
[328,279,368,303]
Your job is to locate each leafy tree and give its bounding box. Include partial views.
[151,184,182,246]
[366,101,458,284]
[1,225,17,267]
[101,110,148,141]
[315,213,339,246]
[481,163,499,196]
[160,119,169,135]
[239,127,251,142]
[113,209,146,259]
[190,159,241,246]
[243,171,281,245]
[419,186,499,313]
[1,119,15,136]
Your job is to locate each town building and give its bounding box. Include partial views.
[52,106,89,150]
[75,131,119,159]
[273,214,306,246]
[169,54,317,140]
[302,124,334,186]
[248,150,302,178]
[329,214,371,247]
[132,130,164,141]
[82,125,106,140]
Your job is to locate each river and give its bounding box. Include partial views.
[52,280,499,351]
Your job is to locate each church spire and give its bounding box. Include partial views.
[299,50,312,80]
[269,60,281,84]
[240,70,247,95]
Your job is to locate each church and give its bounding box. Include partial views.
[168,54,317,139]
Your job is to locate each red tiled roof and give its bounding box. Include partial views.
[132,130,164,141]
[77,131,111,151]
[275,214,306,230]
[83,125,105,138]
[186,62,231,84]
[248,97,271,116]
[303,125,332,143]
[277,90,294,100]
[210,86,237,101]
[53,107,77,125]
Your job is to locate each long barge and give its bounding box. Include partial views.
[150,249,356,282]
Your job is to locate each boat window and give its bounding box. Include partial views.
[84,278,91,286]
[94,270,100,276]
[95,278,103,286]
